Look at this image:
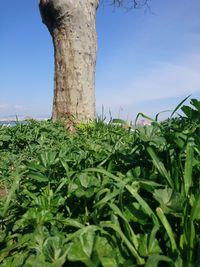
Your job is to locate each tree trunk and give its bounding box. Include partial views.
[39,0,99,127]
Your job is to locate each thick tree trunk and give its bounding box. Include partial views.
[39,0,98,126]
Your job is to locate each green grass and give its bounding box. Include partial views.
[0,99,200,266]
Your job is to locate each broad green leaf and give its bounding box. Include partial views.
[126,167,141,178]
[78,173,91,188]
[65,226,100,243]
[39,151,58,168]
[0,253,29,267]
[26,161,46,172]
[42,236,67,265]
[80,229,95,258]
[145,254,172,267]
[67,230,96,267]
[153,188,185,216]
[60,218,84,229]
[94,236,118,267]
[181,105,193,118]
[28,173,49,182]
[191,98,200,112]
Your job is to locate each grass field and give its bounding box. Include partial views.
[0,99,200,266]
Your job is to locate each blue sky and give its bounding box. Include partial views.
[1,0,200,120]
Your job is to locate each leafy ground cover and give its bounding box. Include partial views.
[0,99,200,266]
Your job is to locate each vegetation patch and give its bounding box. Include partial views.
[0,99,200,266]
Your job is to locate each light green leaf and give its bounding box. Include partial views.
[145,254,172,267]
[78,173,91,188]
[67,230,96,267]
[28,173,49,182]
[95,236,118,267]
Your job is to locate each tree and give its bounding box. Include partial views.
[39,0,149,128]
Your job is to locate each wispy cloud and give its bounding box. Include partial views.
[97,52,200,110]
[0,103,27,116]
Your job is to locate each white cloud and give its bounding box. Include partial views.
[0,104,9,109]
[97,52,200,109]
[13,104,24,110]
[0,103,27,116]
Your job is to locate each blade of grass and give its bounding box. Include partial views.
[135,112,157,126]
[94,189,120,208]
[155,110,172,121]
[126,185,159,226]
[108,203,139,249]
[170,95,191,118]
[183,138,194,197]
[147,147,174,188]
[100,222,145,265]
[188,195,200,262]
[156,207,177,253]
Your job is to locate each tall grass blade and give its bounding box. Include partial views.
[108,203,139,249]
[170,95,191,118]
[188,195,200,262]
[183,138,194,196]
[135,112,156,125]
[156,207,177,253]
[147,147,174,188]
[126,185,159,226]
[100,222,145,265]
[155,110,172,121]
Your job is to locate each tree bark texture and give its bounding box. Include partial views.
[39,0,99,125]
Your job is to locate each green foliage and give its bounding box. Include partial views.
[0,99,200,266]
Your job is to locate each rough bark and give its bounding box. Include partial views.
[39,0,99,127]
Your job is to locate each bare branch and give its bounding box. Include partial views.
[101,0,151,10]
